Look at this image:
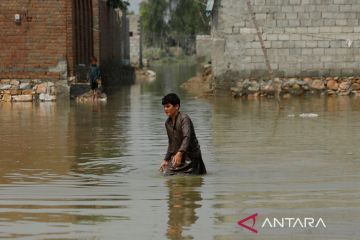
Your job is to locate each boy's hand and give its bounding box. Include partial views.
[172,152,183,168]
[159,160,168,172]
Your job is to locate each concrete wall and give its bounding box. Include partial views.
[129,15,140,66]
[211,0,360,89]
[196,35,212,61]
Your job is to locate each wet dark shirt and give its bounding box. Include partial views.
[89,64,100,83]
[164,112,206,175]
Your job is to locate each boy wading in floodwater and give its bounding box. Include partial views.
[88,56,101,100]
[159,93,207,175]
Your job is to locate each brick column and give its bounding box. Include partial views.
[66,0,75,76]
[92,0,100,64]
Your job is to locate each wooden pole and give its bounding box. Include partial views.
[245,0,282,109]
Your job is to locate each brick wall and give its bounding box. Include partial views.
[212,0,360,88]
[0,0,131,85]
[0,0,69,80]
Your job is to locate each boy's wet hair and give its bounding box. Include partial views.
[162,93,180,106]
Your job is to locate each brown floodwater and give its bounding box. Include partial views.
[0,63,359,239]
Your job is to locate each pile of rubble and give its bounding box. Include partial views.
[230,76,360,98]
[0,79,56,102]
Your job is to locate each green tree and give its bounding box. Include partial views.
[168,0,210,53]
[108,0,130,10]
[140,0,169,48]
[140,0,210,53]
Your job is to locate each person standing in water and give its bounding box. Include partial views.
[88,56,101,100]
[159,93,207,175]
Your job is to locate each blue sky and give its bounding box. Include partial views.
[128,0,142,14]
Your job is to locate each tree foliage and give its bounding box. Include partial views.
[108,0,130,10]
[140,0,169,48]
[140,0,210,52]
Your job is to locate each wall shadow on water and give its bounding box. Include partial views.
[102,65,135,94]
[166,176,203,240]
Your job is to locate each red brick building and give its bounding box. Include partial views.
[0,0,129,82]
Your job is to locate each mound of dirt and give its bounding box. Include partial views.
[181,65,214,97]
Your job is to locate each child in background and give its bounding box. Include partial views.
[88,56,101,100]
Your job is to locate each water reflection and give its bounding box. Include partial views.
[140,63,197,96]
[166,176,203,240]
[0,102,72,184]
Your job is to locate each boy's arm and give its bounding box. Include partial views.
[178,117,191,153]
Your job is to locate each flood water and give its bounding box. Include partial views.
[1,63,360,239]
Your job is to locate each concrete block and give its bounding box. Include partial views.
[309,12,322,20]
[313,48,325,55]
[271,41,283,48]
[298,13,310,19]
[301,35,313,41]
[277,20,289,27]
[278,34,290,40]
[240,28,257,34]
[289,48,301,55]
[330,41,342,48]
[319,27,331,33]
[278,49,290,56]
[339,5,353,12]
[295,41,306,48]
[245,49,255,56]
[254,49,264,56]
[234,21,246,27]
[274,13,286,19]
[282,6,293,12]
[251,56,266,63]
[266,34,278,41]
[289,34,301,40]
[334,0,349,4]
[286,13,298,19]
[347,19,359,26]
[336,48,349,55]
[311,19,323,27]
[323,19,336,26]
[324,48,338,55]
[289,0,301,5]
[304,5,316,12]
[255,0,266,4]
[255,13,267,20]
[341,27,354,33]
[302,49,313,55]
[306,41,318,47]
[283,41,295,48]
[336,19,347,26]
[251,42,262,48]
[289,20,300,27]
[308,27,320,33]
[329,26,343,33]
